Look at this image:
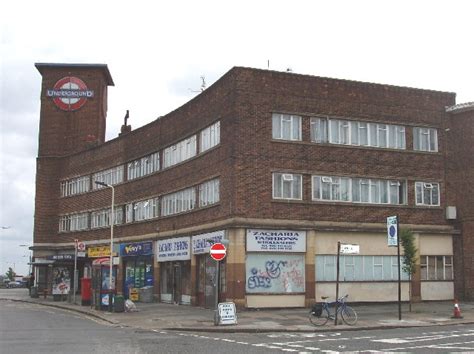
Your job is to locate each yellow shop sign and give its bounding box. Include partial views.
[88,246,111,258]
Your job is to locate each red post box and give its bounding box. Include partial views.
[81,278,92,306]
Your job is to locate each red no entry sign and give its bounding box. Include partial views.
[210,243,226,261]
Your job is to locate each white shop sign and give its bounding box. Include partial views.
[192,230,225,254]
[157,237,191,262]
[246,229,306,252]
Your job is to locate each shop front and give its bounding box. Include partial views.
[245,229,306,308]
[157,237,191,305]
[192,230,227,308]
[120,241,154,299]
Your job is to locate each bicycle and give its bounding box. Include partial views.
[309,294,358,326]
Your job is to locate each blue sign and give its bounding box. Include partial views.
[387,216,398,247]
[120,242,153,257]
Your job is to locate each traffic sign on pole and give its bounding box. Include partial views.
[210,243,226,261]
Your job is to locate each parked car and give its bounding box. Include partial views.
[7,281,24,288]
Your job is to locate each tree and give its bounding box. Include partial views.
[400,229,417,312]
[5,267,16,281]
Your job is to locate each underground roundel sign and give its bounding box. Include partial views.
[47,77,94,111]
[210,243,226,261]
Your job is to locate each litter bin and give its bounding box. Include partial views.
[114,295,125,313]
[30,286,39,298]
[139,286,154,303]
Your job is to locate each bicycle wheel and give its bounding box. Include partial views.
[309,307,329,326]
[340,305,358,325]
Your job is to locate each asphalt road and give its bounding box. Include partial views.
[1,299,474,353]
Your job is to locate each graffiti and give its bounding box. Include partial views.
[246,255,305,293]
[247,268,272,289]
[265,260,287,279]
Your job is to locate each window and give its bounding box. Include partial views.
[273,173,302,200]
[272,113,302,141]
[60,175,90,197]
[127,152,160,180]
[163,135,197,168]
[124,198,159,223]
[59,213,89,232]
[413,127,438,152]
[91,207,123,228]
[310,117,328,143]
[93,166,124,189]
[329,119,350,145]
[313,175,406,205]
[200,121,220,152]
[199,178,220,207]
[316,255,410,281]
[420,256,453,280]
[161,187,196,216]
[415,182,440,206]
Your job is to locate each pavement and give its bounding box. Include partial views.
[1,289,473,333]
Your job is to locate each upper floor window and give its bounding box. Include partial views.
[199,178,220,207]
[91,207,123,229]
[161,187,196,217]
[93,166,124,189]
[415,182,440,206]
[273,173,302,200]
[272,114,302,141]
[326,119,406,149]
[200,121,220,153]
[313,175,406,205]
[60,175,90,197]
[59,213,89,232]
[413,127,438,152]
[125,198,159,223]
[127,152,160,180]
[163,135,197,168]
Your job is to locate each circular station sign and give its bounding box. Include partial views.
[47,76,94,111]
[210,242,227,261]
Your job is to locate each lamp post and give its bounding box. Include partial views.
[95,181,115,312]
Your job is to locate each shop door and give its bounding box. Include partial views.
[173,263,181,304]
[204,257,217,309]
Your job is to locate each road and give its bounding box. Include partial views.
[1,299,474,353]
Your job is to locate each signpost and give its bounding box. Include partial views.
[208,241,230,326]
[387,215,402,320]
[73,239,79,305]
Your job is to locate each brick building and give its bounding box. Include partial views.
[32,63,474,308]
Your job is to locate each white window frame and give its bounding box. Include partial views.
[272,113,302,141]
[127,152,160,180]
[420,255,453,280]
[163,135,197,168]
[413,127,438,152]
[272,173,302,200]
[60,175,90,197]
[310,117,328,143]
[199,178,220,207]
[415,182,440,206]
[200,121,221,152]
[93,166,124,189]
[161,187,196,216]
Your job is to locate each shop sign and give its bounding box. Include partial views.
[88,246,111,258]
[192,230,225,254]
[47,76,94,111]
[246,229,306,252]
[47,254,74,261]
[120,241,153,257]
[157,237,191,262]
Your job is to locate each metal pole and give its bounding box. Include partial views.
[73,240,78,305]
[335,241,341,326]
[214,259,220,326]
[109,186,115,312]
[397,215,402,320]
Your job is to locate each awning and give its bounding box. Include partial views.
[29,259,55,266]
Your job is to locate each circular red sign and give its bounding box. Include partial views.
[210,243,226,261]
[48,77,92,111]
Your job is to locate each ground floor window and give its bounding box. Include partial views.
[123,256,153,299]
[315,255,410,281]
[420,255,453,280]
[246,254,305,293]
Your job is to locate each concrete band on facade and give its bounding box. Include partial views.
[32,63,473,308]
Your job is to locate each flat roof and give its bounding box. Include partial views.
[35,63,114,86]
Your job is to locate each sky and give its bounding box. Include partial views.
[0,0,473,276]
